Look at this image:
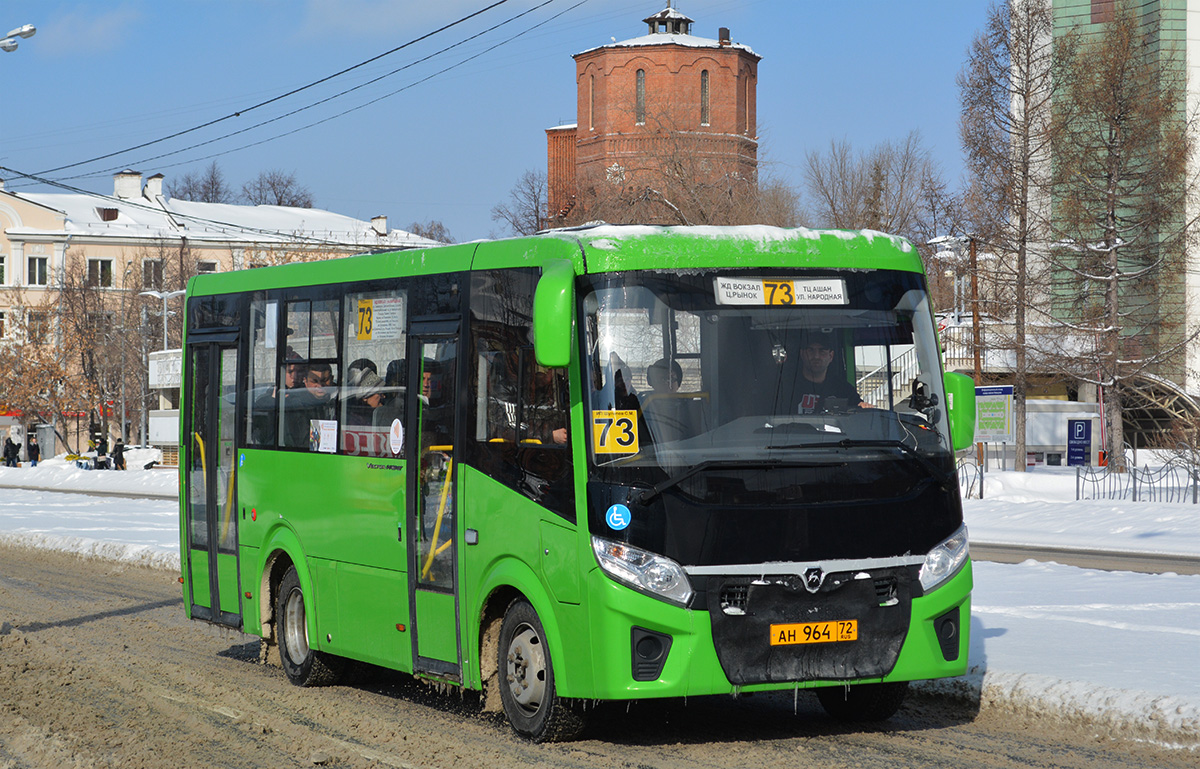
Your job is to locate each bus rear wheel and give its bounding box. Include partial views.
[497,598,585,742]
[276,566,344,687]
[815,681,908,722]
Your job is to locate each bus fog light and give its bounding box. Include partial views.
[919,524,969,592]
[592,536,693,606]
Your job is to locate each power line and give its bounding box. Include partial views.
[50,0,572,184]
[32,0,514,177]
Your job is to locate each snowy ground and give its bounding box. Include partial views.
[0,455,1197,745]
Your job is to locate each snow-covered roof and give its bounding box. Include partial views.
[577,32,757,58]
[3,189,438,250]
[645,7,692,23]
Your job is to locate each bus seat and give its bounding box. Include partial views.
[642,392,710,443]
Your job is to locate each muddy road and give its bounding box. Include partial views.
[0,543,1190,768]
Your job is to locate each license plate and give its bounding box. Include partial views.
[769,619,858,646]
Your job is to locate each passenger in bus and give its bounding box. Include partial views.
[372,358,407,429]
[488,350,568,445]
[643,358,709,443]
[283,361,338,447]
[646,358,683,393]
[345,367,385,425]
[794,330,871,414]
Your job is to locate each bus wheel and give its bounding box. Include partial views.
[815,681,908,722]
[276,566,344,687]
[498,599,585,742]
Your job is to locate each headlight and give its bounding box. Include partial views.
[919,524,969,592]
[592,536,694,606]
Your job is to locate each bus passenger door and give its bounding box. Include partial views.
[184,339,243,628]
[407,331,462,679]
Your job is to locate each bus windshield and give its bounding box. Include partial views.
[581,268,960,564]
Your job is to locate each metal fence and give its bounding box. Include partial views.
[1076,459,1199,504]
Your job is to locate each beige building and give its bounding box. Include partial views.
[0,170,436,457]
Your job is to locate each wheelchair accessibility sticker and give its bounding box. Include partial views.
[606,503,632,531]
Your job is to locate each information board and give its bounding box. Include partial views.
[975,385,1013,442]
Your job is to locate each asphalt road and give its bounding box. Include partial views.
[1,544,1192,769]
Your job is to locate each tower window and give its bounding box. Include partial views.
[701,70,710,126]
[590,74,595,131]
[636,69,646,125]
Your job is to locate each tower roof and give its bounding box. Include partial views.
[576,3,758,59]
[643,5,693,35]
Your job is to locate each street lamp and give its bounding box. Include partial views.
[1,24,36,53]
[139,289,185,351]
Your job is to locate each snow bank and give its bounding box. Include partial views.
[0,449,177,498]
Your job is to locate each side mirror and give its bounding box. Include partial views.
[909,379,939,412]
[533,260,575,367]
[943,372,976,452]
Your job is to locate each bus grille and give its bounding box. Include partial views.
[705,567,916,686]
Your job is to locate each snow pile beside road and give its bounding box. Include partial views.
[0,450,176,498]
[0,530,180,570]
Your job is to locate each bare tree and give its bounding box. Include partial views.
[407,220,455,243]
[959,0,1056,470]
[802,132,949,242]
[56,252,130,447]
[167,160,233,203]
[1048,1,1197,469]
[0,285,80,452]
[241,169,314,208]
[492,170,548,236]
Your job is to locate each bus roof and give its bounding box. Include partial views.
[185,225,922,297]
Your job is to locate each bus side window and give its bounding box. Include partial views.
[468,269,574,521]
[245,296,277,447]
[341,288,408,458]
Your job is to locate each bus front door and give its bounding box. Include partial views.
[407,333,462,680]
[184,340,242,628]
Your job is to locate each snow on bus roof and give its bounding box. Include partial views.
[563,224,913,252]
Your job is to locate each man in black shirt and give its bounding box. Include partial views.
[795,331,871,414]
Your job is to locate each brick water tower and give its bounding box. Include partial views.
[547,3,760,224]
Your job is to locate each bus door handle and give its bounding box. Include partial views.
[397,524,403,542]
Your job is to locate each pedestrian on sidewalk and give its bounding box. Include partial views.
[112,439,126,471]
[95,434,110,471]
[3,436,19,468]
[27,436,40,467]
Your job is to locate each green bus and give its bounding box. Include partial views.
[181,225,975,742]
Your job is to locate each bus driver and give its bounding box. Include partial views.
[795,330,872,414]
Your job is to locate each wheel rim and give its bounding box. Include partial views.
[505,622,547,714]
[282,586,310,665]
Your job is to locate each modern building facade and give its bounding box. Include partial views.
[1045,0,1200,439]
[546,4,760,224]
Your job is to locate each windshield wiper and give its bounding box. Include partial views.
[834,438,955,492]
[633,459,839,505]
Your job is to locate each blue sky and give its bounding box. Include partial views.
[1,1,990,241]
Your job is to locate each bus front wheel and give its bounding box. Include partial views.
[497,598,585,742]
[815,681,908,722]
[276,566,344,687]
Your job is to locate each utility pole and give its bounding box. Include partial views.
[969,236,984,464]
